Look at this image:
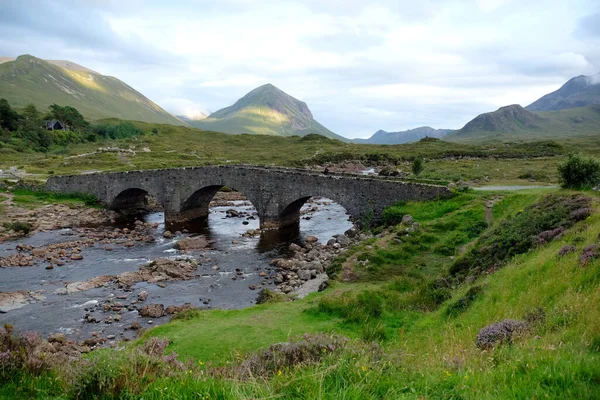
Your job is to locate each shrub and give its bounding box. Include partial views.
[3,221,32,235]
[558,153,600,189]
[445,285,484,317]
[580,244,599,266]
[412,156,424,176]
[255,289,289,305]
[0,324,54,381]
[378,166,400,177]
[234,333,349,378]
[70,337,184,399]
[361,321,387,342]
[558,245,577,257]
[450,194,592,279]
[475,319,528,350]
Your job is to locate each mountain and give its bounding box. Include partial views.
[445,104,600,142]
[354,126,452,144]
[189,84,346,141]
[0,54,182,125]
[526,73,600,111]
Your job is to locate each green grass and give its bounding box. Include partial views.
[139,300,355,364]
[10,189,99,208]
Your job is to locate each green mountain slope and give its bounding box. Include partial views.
[445,104,600,142]
[0,54,182,125]
[190,84,346,141]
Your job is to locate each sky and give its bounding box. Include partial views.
[0,0,599,139]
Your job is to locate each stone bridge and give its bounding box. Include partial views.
[45,166,451,230]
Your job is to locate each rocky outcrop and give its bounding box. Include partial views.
[268,227,367,296]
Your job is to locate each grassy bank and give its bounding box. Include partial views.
[2,188,599,398]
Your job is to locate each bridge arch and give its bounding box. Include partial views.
[109,187,162,215]
[277,194,355,230]
[167,184,262,227]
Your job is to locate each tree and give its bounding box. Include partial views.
[47,104,88,131]
[22,103,41,123]
[558,153,600,189]
[15,118,53,150]
[412,156,424,176]
[0,98,20,131]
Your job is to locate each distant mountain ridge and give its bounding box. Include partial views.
[189,84,346,141]
[355,126,452,144]
[526,73,600,111]
[0,54,182,125]
[445,104,600,142]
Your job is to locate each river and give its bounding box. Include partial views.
[0,198,352,342]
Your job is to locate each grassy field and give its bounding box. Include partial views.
[3,188,599,399]
[1,118,597,186]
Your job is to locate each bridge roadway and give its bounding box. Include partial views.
[45,165,451,230]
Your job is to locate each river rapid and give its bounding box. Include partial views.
[0,198,352,344]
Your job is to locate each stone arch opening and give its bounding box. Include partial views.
[110,188,161,216]
[168,185,260,232]
[278,196,353,240]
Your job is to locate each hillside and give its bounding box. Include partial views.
[527,73,600,111]
[445,104,600,142]
[0,54,182,125]
[355,126,452,144]
[189,84,346,141]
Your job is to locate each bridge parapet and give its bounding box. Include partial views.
[46,165,452,229]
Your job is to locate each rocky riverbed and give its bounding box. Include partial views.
[0,192,355,353]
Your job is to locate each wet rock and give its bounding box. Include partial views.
[335,235,350,246]
[305,249,319,261]
[163,231,173,239]
[165,303,195,315]
[344,227,358,238]
[48,333,67,344]
[248,284,256,290]
[173,237,214,251]
[289,243,302,252]
[139,303,165,318]
[305,235,318,243]
[137,290,148,302]
[274,273,284,284]
[70,254,83,261]
[45,265,54,270]
[298,270,312,281]
[127,321,142,330]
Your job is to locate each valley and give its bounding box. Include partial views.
[0,46,599,399]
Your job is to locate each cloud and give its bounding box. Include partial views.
[576,11,600,38]
[0,0,598,138]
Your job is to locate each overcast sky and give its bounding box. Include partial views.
[1,0,599,138]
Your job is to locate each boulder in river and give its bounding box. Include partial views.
[139,303,165,318]
[305,235,319,243]
[173,237,214,251]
